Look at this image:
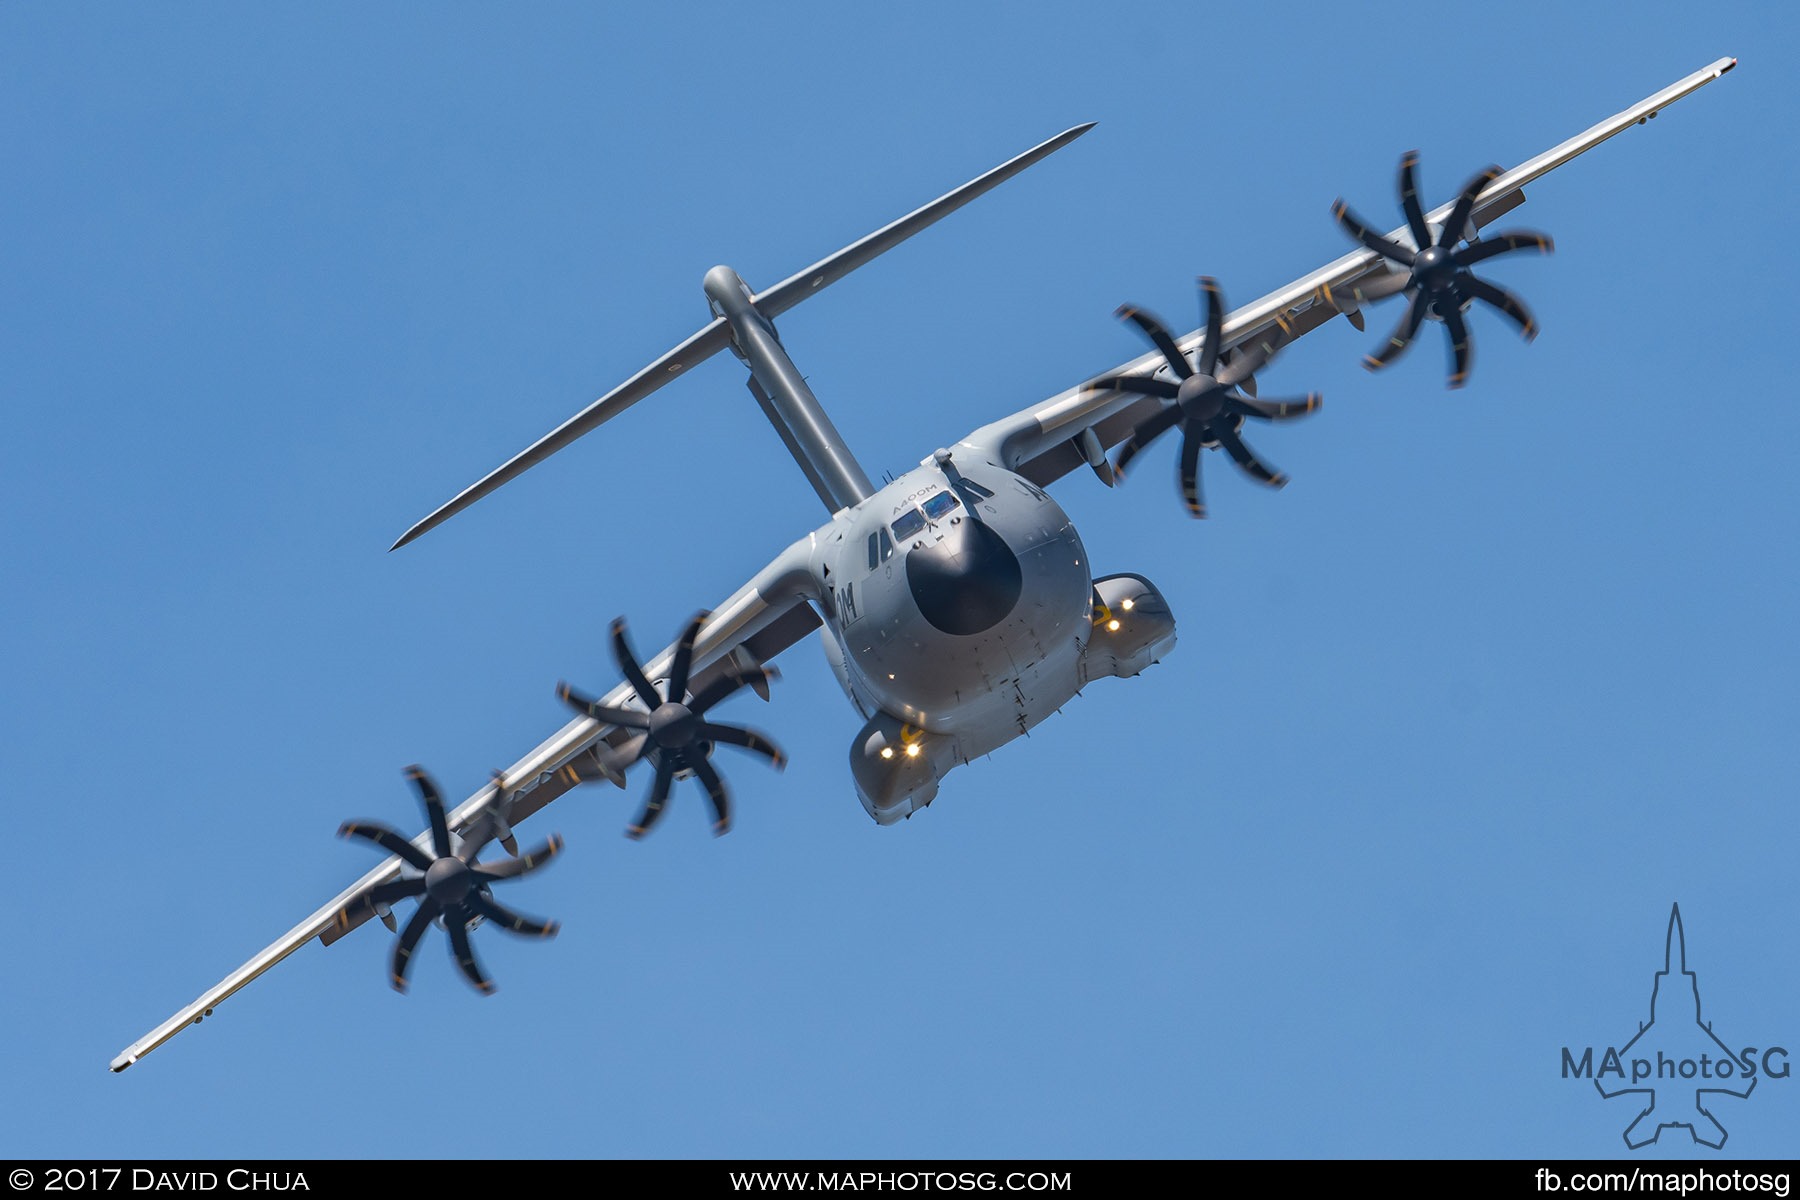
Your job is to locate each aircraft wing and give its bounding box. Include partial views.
[109,540,821,1072]
[959,57,1736,484]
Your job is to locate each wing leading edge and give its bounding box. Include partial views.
[962,57,1737,484]
[109,543,820,1072]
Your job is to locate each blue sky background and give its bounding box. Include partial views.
[3,1,1794,1160]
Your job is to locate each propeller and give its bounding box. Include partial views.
[337,765,563,994]
[1087,277,1321,518]
[557,612,786,838]
[1331,151,1553,387]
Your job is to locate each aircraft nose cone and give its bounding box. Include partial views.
[904,518,1024,636]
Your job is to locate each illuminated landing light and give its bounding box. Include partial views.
[1121,597,1135,611]
[905,743,922,758]
[887,673,896,680]
[1106,618,1121,632]
[880,747,895,760]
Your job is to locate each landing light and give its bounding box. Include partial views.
[905,743,921,759]
[880,747,895,760]
[1121,597,1135,611]
[1106,618,1121,632]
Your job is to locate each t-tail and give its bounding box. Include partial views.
[389,122,1095,550]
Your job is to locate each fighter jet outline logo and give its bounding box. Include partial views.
[1595,904,1756,1149]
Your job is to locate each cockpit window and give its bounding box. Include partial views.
[954,478,995,504]
[922,491,960,521]
[891,508,926,541]
[878,528,894,561]
[866,532,881,571]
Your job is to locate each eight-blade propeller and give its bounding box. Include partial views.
[1089,277,1321,518]
[1331,151,1553,387]
[337,765,563,994]
[558,612,786,839]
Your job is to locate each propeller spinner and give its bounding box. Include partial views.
[558,612,786,839]
[1331,151,1553,386]
[337,765,563,994]
[1089,277,1321,518]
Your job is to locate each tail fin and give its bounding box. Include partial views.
[390,122,1095,550]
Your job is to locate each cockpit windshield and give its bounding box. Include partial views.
[922,491,960,520]
[891,508,926,540]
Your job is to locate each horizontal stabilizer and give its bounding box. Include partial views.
[391,122,1095,550]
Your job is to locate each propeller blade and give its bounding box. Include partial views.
[1398,151,1432,251]
[445,916,495,995]
[1443,305,1474,387]
[627,759,675,840]
[610,618,663,710]
[1215,425,1288,488]
[466,891,560,939]
[472,833,565,881]
[1177,429,1207,519]
[1087,374,1180,400]
[666,610,708,702]
[1216,345,1274,386]
[690,754,732,836]
[1196,276,1224,377]
[1453,230,1554,267]
[367,878,427,908]
[1112,405,1183,479]
[555,681,650,728]
[1442,165,1501,249]
[605,733,650,776]
[405,766,453,860]
[700,721,787,767]
[338,821,435,873]
[690,665,777,715]
[1364,290,1430,371]
[391,898,440,993]
[1216,316,1288,392]
[1332,199,1416,266]
[457,813,500,865]
[1115,305,1192,378]
[1461,275,1538,339]
[1229,394,1322,422]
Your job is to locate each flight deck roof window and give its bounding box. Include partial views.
[954,478,995,504]
[891,508,926,541]
[922,491,960,520]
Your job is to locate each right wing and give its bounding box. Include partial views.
[959,57,1737,485]
[109,539,821,1072]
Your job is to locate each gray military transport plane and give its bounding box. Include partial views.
[112,58,1737,1071]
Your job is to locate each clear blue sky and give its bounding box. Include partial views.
[3,1,1794,1160]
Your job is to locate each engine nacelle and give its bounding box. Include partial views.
[1081,572,1177,682]
[848,709,957,825]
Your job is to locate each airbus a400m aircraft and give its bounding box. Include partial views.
[112,58,1736,1071]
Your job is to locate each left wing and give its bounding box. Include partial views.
[960,57,1736,484]
[109,541,820,1072]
